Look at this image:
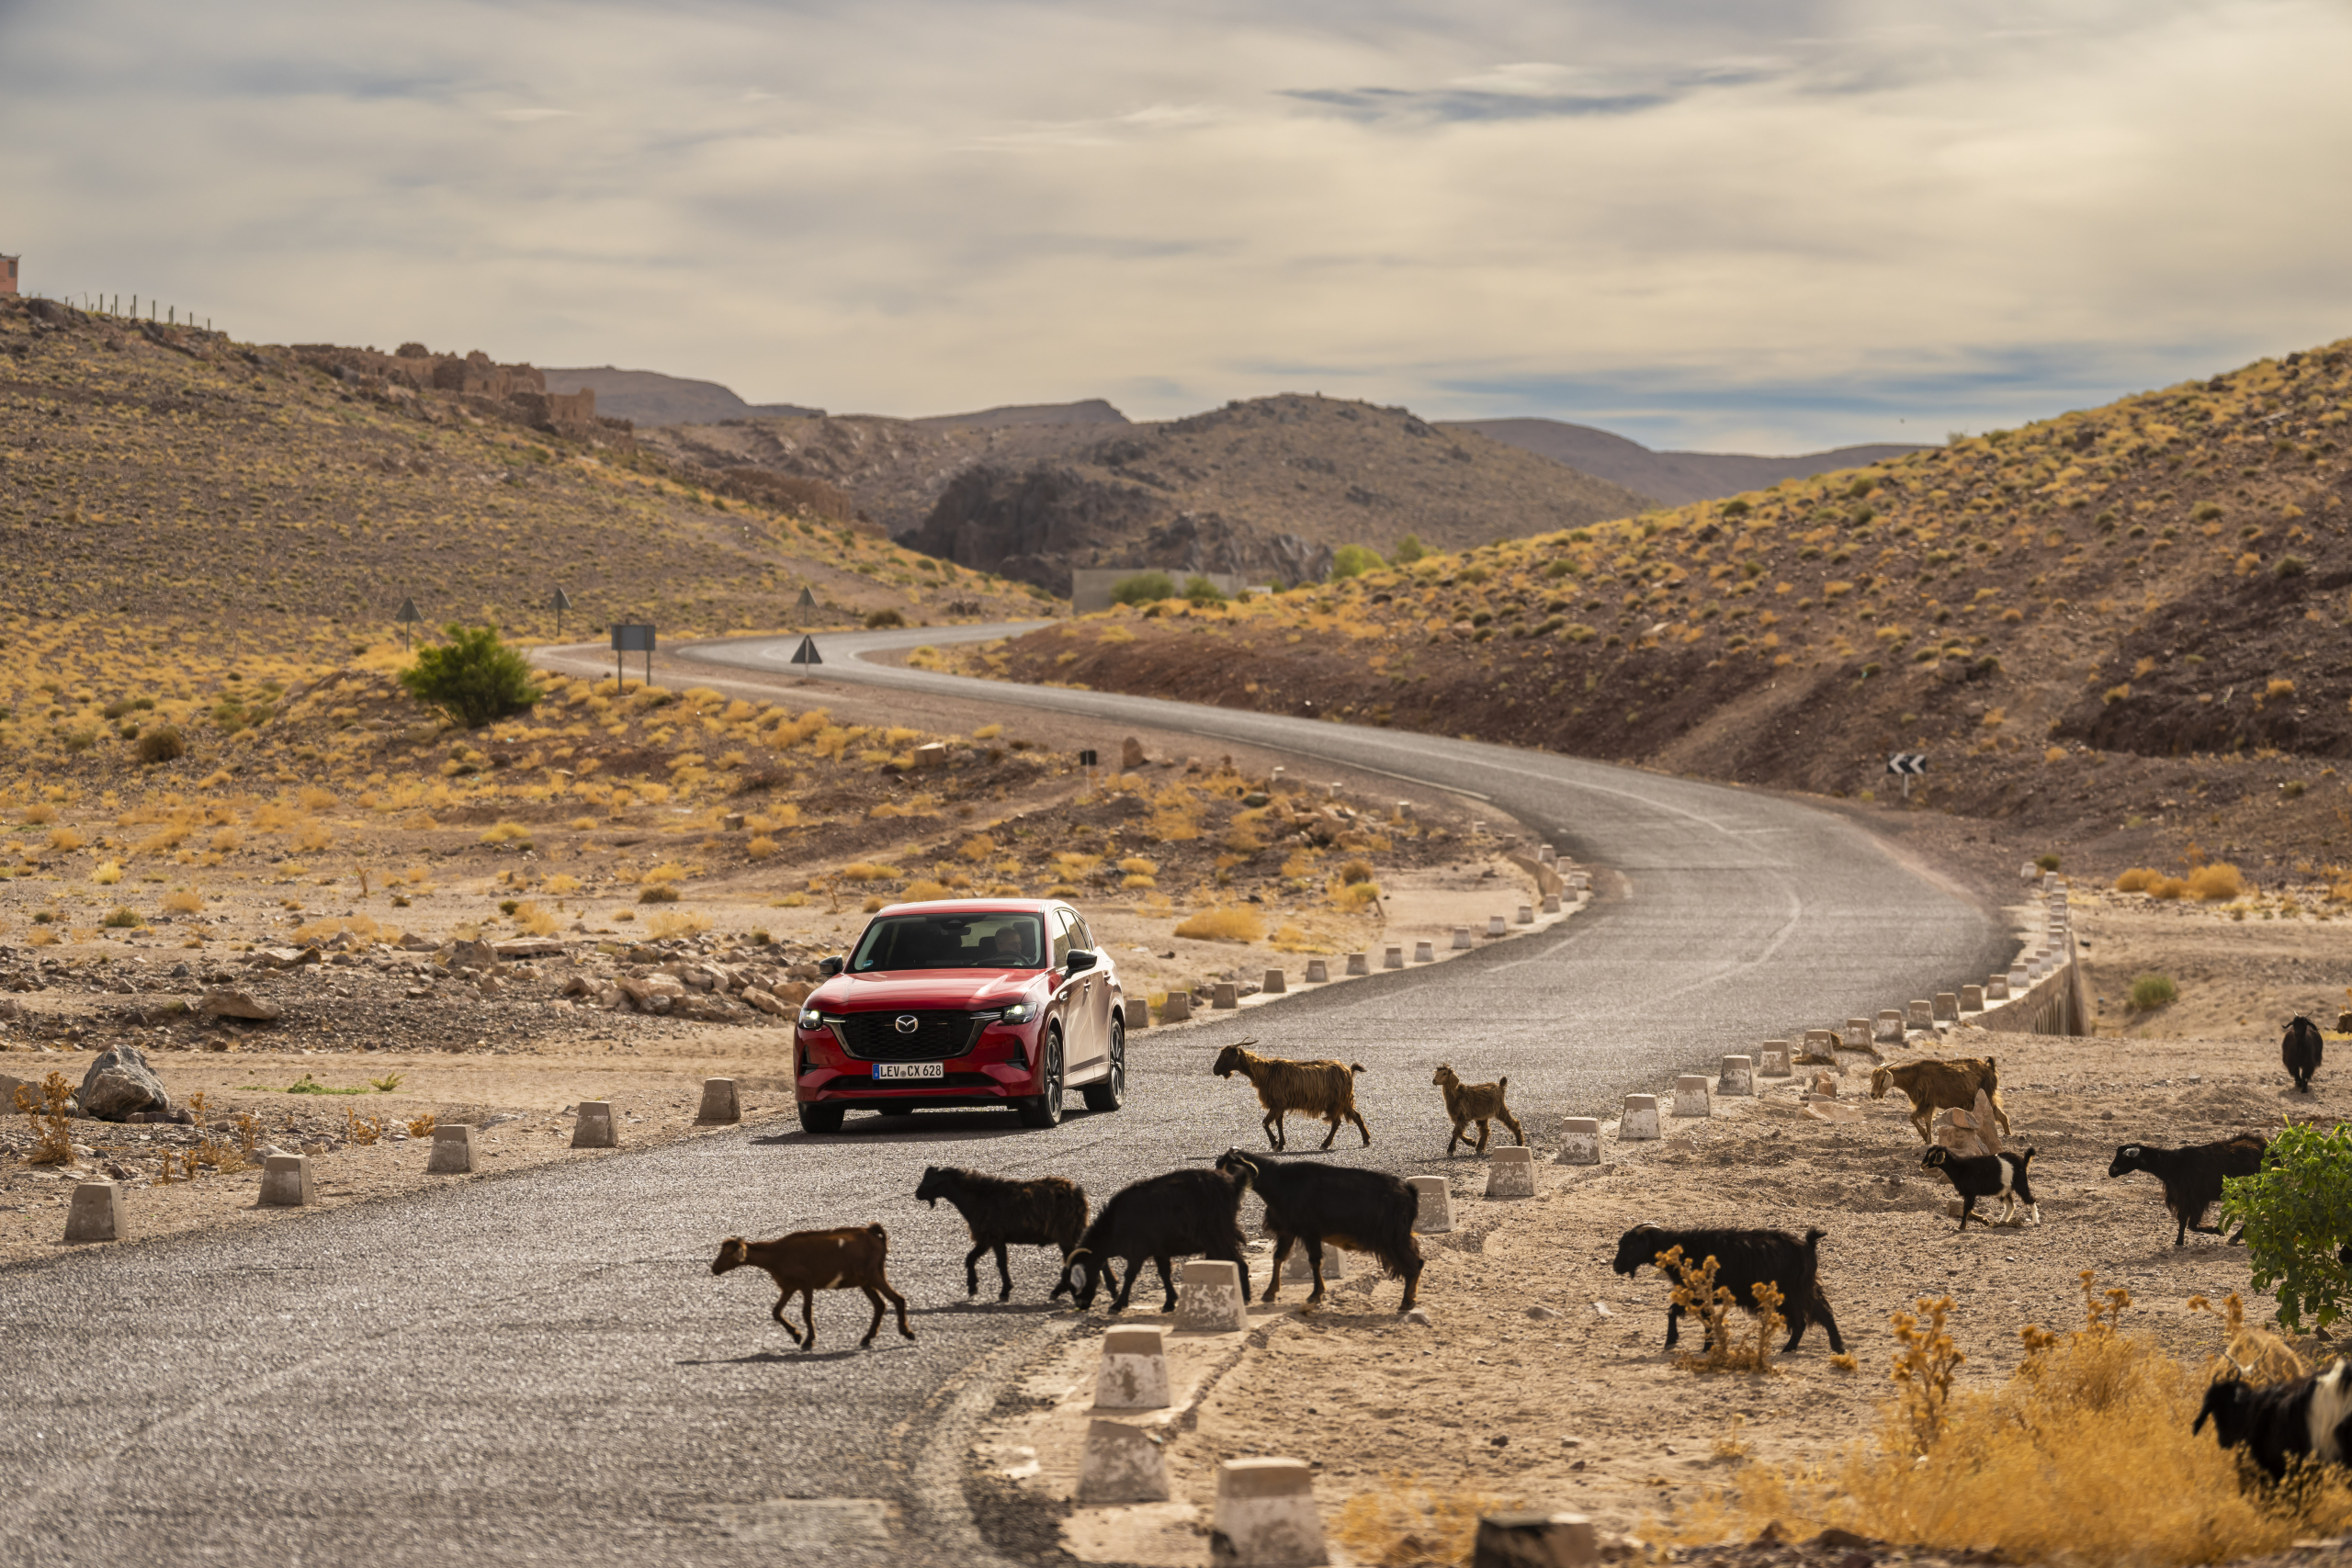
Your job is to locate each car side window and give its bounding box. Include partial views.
[1066,912,1096,953]
[1049,910,1073,968]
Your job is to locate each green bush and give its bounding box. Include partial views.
[1182,575,1227,605]
[1391,534,1428,565]
[2035,853,2061,872]
[2127,973,2177,1010]
[863,607,907,628]
[397,624,541,729]
[1329,544,1386,580]
[1111,571,1175,605]
[2222,1121,2352,1332]
[101,908,141,929]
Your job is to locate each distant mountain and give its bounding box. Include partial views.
[913,399,1130,430]
[539,367,823,427]
[1446,417,1928,506]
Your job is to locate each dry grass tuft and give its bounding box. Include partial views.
[1657,1246,1785,1374]
[514,901,560,937]
[1332,1474,1524,1568]
[1174,907,1265,943]
[2188,862,2247,901]
[407,1111,436,1138]
[1679,1273,2352,1565]
[13,1072,74,1164]
[2115,867,2159,892]
[644,909,712,941]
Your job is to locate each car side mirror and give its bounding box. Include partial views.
[817,956,843,977]
[1064,948,1097,976]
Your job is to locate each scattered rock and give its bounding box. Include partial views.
[77,1043,173,1121]
[446,939,499,974]
[1402,1307,1432,1325]
[250,946,322,970]
[198,988,283,1021]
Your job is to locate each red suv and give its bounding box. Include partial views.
[794,898,1126,1133]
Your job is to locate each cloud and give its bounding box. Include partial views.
[0,0,2345,452]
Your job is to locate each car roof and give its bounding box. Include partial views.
[869,898,1061,916]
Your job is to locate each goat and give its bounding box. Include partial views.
[2283,1016,2324,1094]
[1610,1224,1844,1354]
[2106,1135,2267,1247]
[2195,1360,2352,1483]
[710,1225,914,1349]
[1050,1166,1251,1314]
[1431,1063,1523,1156]
[1921,1145,2040,1230]
[1213,1149,1424,1311]
[914,1165,1087,1302]
[1870,1056,2009,1145]
[1212,1039,1370,1151]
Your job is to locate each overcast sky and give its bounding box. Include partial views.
[2,0,2346,451]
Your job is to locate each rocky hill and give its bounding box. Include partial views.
[1450,417,1928,506]
[540,366,825,426]
[652,392,1657,594]
[0,298,1045,760]
[951,340,2352,882]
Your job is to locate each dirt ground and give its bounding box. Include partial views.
[976,897,2352,1564]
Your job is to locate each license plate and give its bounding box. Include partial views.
[874,1063,944,1080]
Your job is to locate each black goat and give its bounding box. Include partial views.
[1050,1167,1250,1314]
[1213,1149,1424,1311]
[1921,1145,2040,1230]
[1609,1224,1844,1353]
[914,1165,1088,1302]
[2284,1016,2324,1094]
[2106,1136,2266,1247]
[2195,1360,2352,1483]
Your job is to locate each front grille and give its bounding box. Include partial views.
[830,1010,986,1062]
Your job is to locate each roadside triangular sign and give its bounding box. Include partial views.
[797,586,817,609]
[789,636,822,666]
[553,586,573,611]
[395,597,421,623]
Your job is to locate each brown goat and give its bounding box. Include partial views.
[1212,1039,1370,1150]
[1431,1063,1523,1155]
[710,1224,914,1350]
[1870,1057,2009,1145]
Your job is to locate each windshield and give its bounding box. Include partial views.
[850,912,1045,973]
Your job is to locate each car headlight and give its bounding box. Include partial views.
[797,1007,825,1031]
[995,1001,1035,1025]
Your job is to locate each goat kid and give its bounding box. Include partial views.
[2283,1015,2325,1094]
[1921,1145,2040,1230]
[913,1165,1087,1302]
[1050,1167,1251,1314]
[1214,1148,1424,1311]
[2195,1359,2352,1483]
[1610,1224,1845,1354]
[1212,1040,1371,1151]
[710,1225,915,1350]
[2106,1135,2266,1247]
[1431,1063,1524,1156]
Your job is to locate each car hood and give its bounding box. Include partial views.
[812,970,1041,1011]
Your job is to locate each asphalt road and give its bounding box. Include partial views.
[0,625,2012,1568]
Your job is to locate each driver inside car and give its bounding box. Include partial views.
[986,925,1035,966]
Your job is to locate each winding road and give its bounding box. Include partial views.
[0,625,2011,1568]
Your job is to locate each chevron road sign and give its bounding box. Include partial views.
[1886,751,1928,799]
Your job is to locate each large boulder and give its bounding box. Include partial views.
[198,988,283,1021]
[78,1043,172,1122]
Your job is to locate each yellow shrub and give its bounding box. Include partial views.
[640,862,684,886]
[92,861,124,886]
[972,724,1002,740]
[295,822,334,853]
[1118,856,1159,876]
[480,821,529,844]
[544,874,581,895]
[162,888,203,914]
[746,836,777,862]
[900,879,951,902]
[1330,880,1381,911]
[840,863,899,882]
[22,804,57,825]
[2188,863,2245,901]
[959,835,999,862]
[1122,874,1157,890]
[47,827,85,852]
[2148,875,2190,901]
[1054,852,1102,878]
[1174,908,1264,943]
[251,802,298,830]
[299,786,336,810]
[2114,868,2158,892]
[2266,678,2296,702]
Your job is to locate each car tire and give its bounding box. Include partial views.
[1080,1016,1125,1113]
[797,1101,845,1134]
[1016,1030,1065,1129]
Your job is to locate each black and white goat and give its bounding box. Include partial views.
[1921,1145,2040,1230]
[1049,1166,1250,1314]
[1609,1224,1845,1354]
[2195,1360,2352,1482]
[913,1165,1088,1302]
[2106,1135,2266,1247]
[2283,1016,2324,1094]
[1213,1149,1424,1311]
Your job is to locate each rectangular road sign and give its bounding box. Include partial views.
[611,625,655,653]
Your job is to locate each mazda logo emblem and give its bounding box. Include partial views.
[894,1015,920,1034]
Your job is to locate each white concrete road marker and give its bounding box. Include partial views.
[1671,1076,1711,1118]
[1619,1095,1661,1140]
[1471,1510,1598,1567]
[1094,1325,1171,1410]
[1174,1259,1249,1332]
[259,1154,314,1206]
[1485,1145,1535,1198]
[1211,1457,1328,1567]
[697,1077,741,1123]
[1553,1118,1600,1166]
[1078,1418,1170,1505]
[1717,1055,1754,1096]
[64,1180,122,1242]
[425,1125,474,1174]
[571,1101,617,1148]
[1407,1175,1455,1233]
